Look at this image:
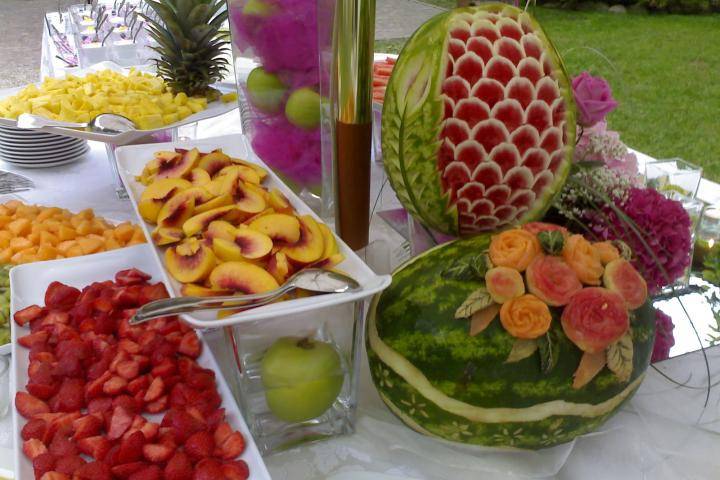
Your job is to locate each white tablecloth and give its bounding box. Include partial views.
[0,113,718,479]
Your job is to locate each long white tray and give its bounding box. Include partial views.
[10,245,271,480]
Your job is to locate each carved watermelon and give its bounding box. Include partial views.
[382,5,575,236]
[367,235,655,449]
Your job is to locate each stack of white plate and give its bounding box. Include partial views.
[0,125,89,168]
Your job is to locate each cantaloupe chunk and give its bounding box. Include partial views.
[76,220,93,236]
[77,236,104,255]
[58,225,77,241]
[37,245,58,260]
[10,237,33,252]
[56,240,76,255]
[113,223,136,243]
[7,218,31,236]
[39,231,59,246]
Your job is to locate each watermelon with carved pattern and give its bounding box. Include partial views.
[382,4,575,236]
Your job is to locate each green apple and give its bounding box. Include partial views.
[246,67,288,114]
[242,0,275,17]
[284,87,322,130]
[261,337,344,423]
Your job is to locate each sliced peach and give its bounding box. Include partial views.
[232,182,266,214]
[311,253,345,270]
[181,283,231,297]
[189,168,211,187]
[243,182,270,202]
[204,220,237,244]
[208,261,279,294]
[137,158,160,185]
[248,213,300,244]
[156,191,197,229]
[242,208,275,226]
[194,193,233,214]
[211,227,273,261]
[217,165,261,185]
[165,238,216,283]
[156,148,200,180]
[267,252,292,284]
[318,223,339,259]
[151,226,184,246]
[268,189,293,214]
[230,156,268,180]
[182,205,242,237]
[198,150,233,176]
[282,215,325,264]
[138,178,192,223]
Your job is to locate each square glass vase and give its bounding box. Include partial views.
[222,302,363,455]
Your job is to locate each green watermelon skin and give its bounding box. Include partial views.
[381,4,576,237]
[366,235,655,449]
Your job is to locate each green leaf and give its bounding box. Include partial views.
[538,230,564,255]
[537,330,559,374]
[454,288,494,319]
[606,331,633,382]
[441,254,490,281]
[505,339,538,363]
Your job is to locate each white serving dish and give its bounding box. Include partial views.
[10,245,271,480]
[115,134,392,328]
[0,62,239,146]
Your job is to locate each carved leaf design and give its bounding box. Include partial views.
[469,304,501,336]
[572,351,607,389]
[537,329,560,374]
[606,331,633,382]
[505,339,538,363]
[455,288,494,319]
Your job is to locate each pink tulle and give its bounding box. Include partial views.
[652,309,675,363]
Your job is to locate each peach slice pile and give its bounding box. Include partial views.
[0,200,146,264]
[137,148,344,298]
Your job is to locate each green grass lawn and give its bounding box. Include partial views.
[376,7,720,182]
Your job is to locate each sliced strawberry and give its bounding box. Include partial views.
[27,382,59,400]
[18,330,49,348]
[127,375,150,395]
[45,282,81,309]
[162,409,204,443]
[111,461,148,479]
[139,422,159,441]
[115,269,151,286]
[133,354,151,371]
[72,414,104,440]
[53,355,83,379]
[52,378,86,412]
[32,452,56,478]
[14,305,45,326]
[186,371,215,390]
[184,430,214,460]
[177,332,201,358]
[213,422,233,447]
[221,460,250,480]
[143,377,164,402]
[215,431,246,460]
[109,350,131,372]
[85,371,112,401]
[164,451,193,480]
[43,311,71,327]
[107,406,134,440]
[140,283,169,302]
[206,409,226,430]
[49,431,78,457]
[116,360,141,380]
[113,394,141,414]
[128,464,163,480]
[144,395,168,414]
[118,339,141,355]
[193,458,224,480]
[22,418,48,441]
[103,375,128,396]
[142,443,175,463]
[22,438,48,460]
[117,431,146,464]
[87,397,113,415]
[74,461,112,480]
[54,454,87,475]
[150,358,177,378]
[16,391,50,418]
[77,435,112,460]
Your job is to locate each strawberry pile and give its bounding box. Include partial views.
[372,56,396,105]
[14,268,250,480]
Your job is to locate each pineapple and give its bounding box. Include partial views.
[141,0,230,100]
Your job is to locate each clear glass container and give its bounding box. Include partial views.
[664,191,705,289]
[645,158,703,198]
[223,302,363,454]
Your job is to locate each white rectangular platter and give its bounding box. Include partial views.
[115,134,392,328]
[10,245,271,480]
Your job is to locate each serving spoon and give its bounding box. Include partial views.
[16,112,137,134]
[129,268,361,325]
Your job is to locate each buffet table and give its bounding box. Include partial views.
[0,108,718,479]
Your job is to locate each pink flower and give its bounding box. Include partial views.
[652,309,675,363]
[572,72,618,127]
[574,121,639,178]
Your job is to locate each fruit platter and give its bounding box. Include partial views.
[116,134,391,327]
[11,245,270,479]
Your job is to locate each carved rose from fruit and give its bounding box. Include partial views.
[526,255,582,306]
[500,294,552,339]
[563,235,603,285]
[603,259,647,309]
[485,267,525,304]
[561,287,629,353]
[594,241,620,265]
[489,229,541,272]
[522,222,569,238]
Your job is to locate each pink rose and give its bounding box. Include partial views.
[572,72,618,127]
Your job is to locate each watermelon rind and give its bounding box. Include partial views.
[366,234,654,449]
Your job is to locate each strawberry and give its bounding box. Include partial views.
[87,397,113,415]
[40,472,70,480]
[111,462,148,478]
[18,330,49,348]
[103,375,128,395]
[127,375,150,395]
[117,431,146,464]
[213,423,246,460]
[116,360,141,380]
[74,461,112,480]
[43,311,70,327]
[213,422,233,447]
[108,406,134,440]
[54,454,87,475]
[32,452,56,478]
[140,283,169,302]
[142,443,175,463]
[16,392,50,418]
[164,451,193,480]
[186,372,215,390]
[119,339,141,355]
[143,377,164,402]
[140,422,160,441]
[206,409,226,430]
[221,460,250,480]
[45,282,81,309]
[162,409,205,443]
[77,435,112,460]
[49,432,78,457]
[150,358,177,378]
[193,458,224,480]
[22,438,48,459]
[72,415,104,440]
[144,395,169,414]
[115,269,152,286]
[21,418,47,441]
[184,430,214,460]
[52,378,86,412]
[177,332,201,358]
[85,371,112,401]
[113,394,142,414]
[129,464,163,480]
[14,305,45,326]
[27,382,58,400]
[53,355,83,379]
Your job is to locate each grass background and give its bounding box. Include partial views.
[376,6,720,181]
